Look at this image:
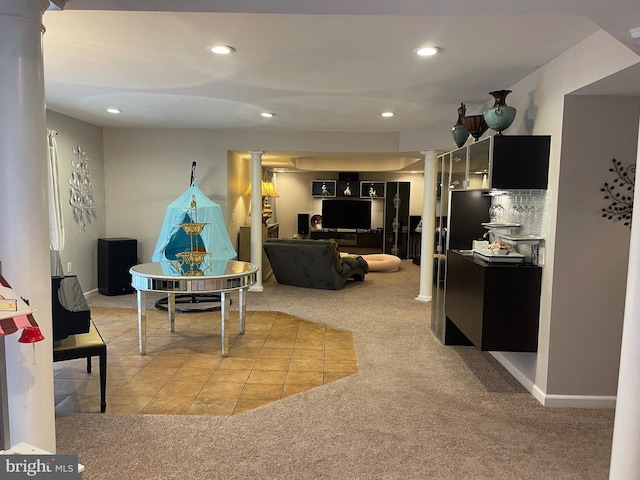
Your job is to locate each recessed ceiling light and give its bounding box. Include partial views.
[208,45,236,55]
[106,108,121,114]
[381,112,394,118]
[261,112,275,118]
[414,46,440,56]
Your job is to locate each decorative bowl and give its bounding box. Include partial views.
[493,248,509,255]
[176,250,210,265]
[179,222,208,235]
[461,115,489,142]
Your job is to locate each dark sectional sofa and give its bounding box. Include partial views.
[263,238,369,290]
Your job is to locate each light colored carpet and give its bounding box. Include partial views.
[56,261,614,479]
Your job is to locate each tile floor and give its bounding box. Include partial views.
[53,307,358,415]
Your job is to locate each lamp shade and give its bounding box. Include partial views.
[18,326,45,343]
[263,182,279,198]
[243,182,265,196]
[243,181,279,198]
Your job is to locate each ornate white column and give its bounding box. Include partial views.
[415,150,437,302]
[0,0,55,451]
[609,118,640,479]
[249,150,264,292]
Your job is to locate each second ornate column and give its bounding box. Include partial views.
[249,150,264,292]
[416,150,437,302]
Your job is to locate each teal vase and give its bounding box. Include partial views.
[483,90,516,135]
[451,102,469,148]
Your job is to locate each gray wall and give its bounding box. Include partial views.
[547,95,639,395]
[46,110,106,291]
[102,128,228,264]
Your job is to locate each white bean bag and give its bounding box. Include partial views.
[361,254,401,272]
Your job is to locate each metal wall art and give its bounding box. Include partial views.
[69,145,97,232]
[600,158,635,227]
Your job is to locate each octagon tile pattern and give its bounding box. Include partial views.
[54,308,358,415]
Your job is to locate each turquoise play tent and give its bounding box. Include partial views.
[152,184,237,264]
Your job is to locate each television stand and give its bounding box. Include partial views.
[336,233,357,246]
[310,230,383,253]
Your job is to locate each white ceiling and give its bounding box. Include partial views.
[42,1,640,170]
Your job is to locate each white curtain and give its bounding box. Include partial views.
[48,129,65,275]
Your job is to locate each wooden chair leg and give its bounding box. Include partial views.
[99,348,107,412]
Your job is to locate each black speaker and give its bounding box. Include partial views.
[338,172,359,182]
[298,213,310,235]
[98,238,138,296]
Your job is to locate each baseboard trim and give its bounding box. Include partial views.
[490,352,535,393]
[533,387,616,408]
[491,352,616,408]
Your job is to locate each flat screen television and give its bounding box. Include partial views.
[321,199,371,230]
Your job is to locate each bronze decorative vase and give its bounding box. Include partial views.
[451,102,470,148]
[483,90,517,135]
[461,114,489,142]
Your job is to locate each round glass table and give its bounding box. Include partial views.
[130,260,258,357]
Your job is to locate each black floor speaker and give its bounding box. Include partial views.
[298,213,310,235]
[98,237,138,296]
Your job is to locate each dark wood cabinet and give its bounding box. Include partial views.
[356,232,384,248]
[444,250,541,352]
[433,136,550,347]
[384,182,410,257]
[446,135,551,191]
[447,190,491,250]
[310,230,383,254]
[310,176,411,257]
[490,135,550,190]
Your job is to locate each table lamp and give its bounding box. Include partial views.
[244,181,280,224]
